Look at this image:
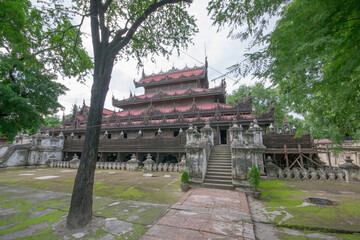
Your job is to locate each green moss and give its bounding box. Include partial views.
[16,226,59,240]
[116,188,145,201]
[33,197,70,211]
[85,227,109,239]
[259,180,360,232]
[115,223,148,240]
[260,180,306,208]
[0,210,65,235]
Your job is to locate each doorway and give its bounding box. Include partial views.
[220,130,227,145]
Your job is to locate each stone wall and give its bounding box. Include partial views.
[0,132,64,167]
[230,119,265,185]
[184,122,214,183]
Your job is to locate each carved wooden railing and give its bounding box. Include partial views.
[63,134,186,152]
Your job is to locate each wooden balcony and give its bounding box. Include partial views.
[63,134,186,153]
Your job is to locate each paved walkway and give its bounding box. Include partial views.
[140,188,255,240]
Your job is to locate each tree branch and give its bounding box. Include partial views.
[90,0,101,60]
[101,0,113,13]
[109,0,192,57]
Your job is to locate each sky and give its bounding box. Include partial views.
[57,0,255,115]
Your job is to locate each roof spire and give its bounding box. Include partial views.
[142,68,145,78]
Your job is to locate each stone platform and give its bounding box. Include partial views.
[140,188,255,240]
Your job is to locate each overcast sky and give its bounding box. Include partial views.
[57,0,255,115]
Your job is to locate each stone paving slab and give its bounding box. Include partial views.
[140,188,255,240]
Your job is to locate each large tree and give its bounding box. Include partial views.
[208,0,360,142]
[0,0,92,140]
[227,82,306,130]
[65,0,197,228]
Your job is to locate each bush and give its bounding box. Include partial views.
[181,171,189,183]
[248,164,260,191]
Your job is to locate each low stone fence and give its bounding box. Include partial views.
[273,167,349,181]
[265,155,360,182]
[51,160,186,172]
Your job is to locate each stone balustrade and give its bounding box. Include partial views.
[51,160,186,172]
[265,156,360,182]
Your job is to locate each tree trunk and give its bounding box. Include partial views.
[66,54,114,228]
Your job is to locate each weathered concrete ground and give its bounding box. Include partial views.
[1,169,360,240]
[248,180,360,240]
[0,168,183,239]
[141,188,255,240]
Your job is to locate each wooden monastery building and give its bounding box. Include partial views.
[45,61,318,168]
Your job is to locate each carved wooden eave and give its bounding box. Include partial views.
[112,85,225,108]
[134,65,207,88]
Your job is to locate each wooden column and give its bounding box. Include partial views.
[298,144,304,168]
[326,144,333,169]
[284,145,289,168]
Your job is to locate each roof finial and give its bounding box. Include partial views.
[130,91,133,98]
[142,69,145,78]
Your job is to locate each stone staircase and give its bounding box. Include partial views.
[203,145,234,190]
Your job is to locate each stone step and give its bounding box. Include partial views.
[204,175,232,181]
[204,178,233,185]
[209,159,231,162]
[202,182,234,190]
[210,154,231,159]
[206,171,232,176]
[207,164,231,168]
[206,167,232,173]
[209,158,231,161]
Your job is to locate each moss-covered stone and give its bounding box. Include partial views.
[260,180,360,232]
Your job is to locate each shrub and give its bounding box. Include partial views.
[248,164,260,191]
[181,171,189,183]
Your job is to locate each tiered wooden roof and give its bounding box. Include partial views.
[55,62,275,132]
[134,65,208,88]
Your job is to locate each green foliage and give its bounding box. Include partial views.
[42,116,62,128]
[0,0,92,140]
[227,83,306,130]
[248,164,260,191]
[208,0,360,143]
[181,171,189,183]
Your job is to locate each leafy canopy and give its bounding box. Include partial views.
[208,0,360,142]
[0,0,92,140]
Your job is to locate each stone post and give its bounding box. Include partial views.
[46,154,59,167]
[127,154,140,171]
[229,119,243,144]
[230,119,266,186]
[69,154,80,169]
[265,156,279,178]
[185,123,213,183]
[178,155,187,172]
[339,156,360,183]
[200,120,214,145]
[143,153,155,172]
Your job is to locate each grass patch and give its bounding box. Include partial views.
[260,180,360,232]
[0,210,66,235]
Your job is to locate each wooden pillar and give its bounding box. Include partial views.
[273,153,276,167]
[216,125,220,145]
[298,144,304,168]
[326,144,332,169]
[284,145,289,168]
